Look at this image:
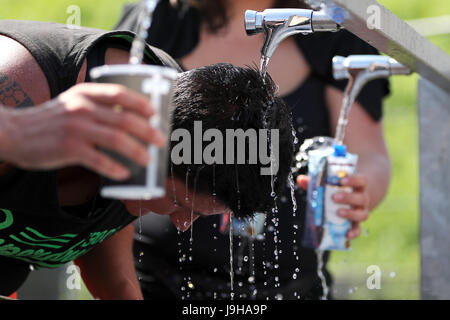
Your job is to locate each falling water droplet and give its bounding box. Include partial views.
[316,249,329,300]
[288,172,298,215]
[259,55,270,79]
[229,211,235,300]
[128,0,159,65]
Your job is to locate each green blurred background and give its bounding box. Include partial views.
[2,0,449,300]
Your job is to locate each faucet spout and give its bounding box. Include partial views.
[245,8,341,61]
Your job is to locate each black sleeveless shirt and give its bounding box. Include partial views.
[116,1,390,300]
[0,20,180,295]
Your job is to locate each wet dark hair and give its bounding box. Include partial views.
[170,63,294,218]
[176,0,311,32]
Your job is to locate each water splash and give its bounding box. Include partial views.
[248,225,257,300]
[270,200,281,292]
[185,168,190,202]
[229,211,235,300]
[334,93,352,144]
[291,123,299,147]
[288,172,298,216]
[129,0,159,65]
[315,249,329,300]
[177,228,185,299]
[137,199,143,282]
[294,136,337,172]
[260,55,270,79]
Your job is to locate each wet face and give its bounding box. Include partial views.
[124,177,228,231]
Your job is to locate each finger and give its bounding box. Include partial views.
[338,208,369,222]
[76,121,151,167]
[76,143,130,180]
[170,211,200,232]
[296,174,309,190]
[78,83,154,117]
[92,103,166,148]
[333,191,369,209]
[341,175,368,191]
[347,222,361,239]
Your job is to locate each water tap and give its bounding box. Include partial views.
[332,55,412,143]
[245,8,342,64]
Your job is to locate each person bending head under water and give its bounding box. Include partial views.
[0,51,293,298]
[0,21,292,299]
[125,63,294,231]
[81,63,294,299]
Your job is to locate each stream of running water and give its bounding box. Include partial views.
[128,0,159,65]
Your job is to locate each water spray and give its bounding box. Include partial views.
[332,55,412,144]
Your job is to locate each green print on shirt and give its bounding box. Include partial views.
[0,209,13,230]
[0,208,120,268]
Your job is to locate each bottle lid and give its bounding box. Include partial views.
[333,144,347,157]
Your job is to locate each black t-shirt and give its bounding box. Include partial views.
[0,20,180,295]
[116,1,390,300]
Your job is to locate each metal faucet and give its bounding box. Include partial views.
[332,55,412,80]
[332,55,412,144]
[245,8,342,73]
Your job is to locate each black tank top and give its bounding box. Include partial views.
[0,20,180,295]
[116,1,390,300]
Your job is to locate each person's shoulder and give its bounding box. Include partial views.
[146,45,183,71]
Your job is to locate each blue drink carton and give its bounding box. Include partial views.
[302,144,358,250]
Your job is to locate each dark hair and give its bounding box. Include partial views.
[170,63,294,218]
[176,0,311,33]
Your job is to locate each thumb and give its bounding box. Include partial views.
[296,174,309,191]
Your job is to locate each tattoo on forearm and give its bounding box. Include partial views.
[0,73,34,108]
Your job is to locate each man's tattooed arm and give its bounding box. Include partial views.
[0,72,34,108]
[0,72,35,170]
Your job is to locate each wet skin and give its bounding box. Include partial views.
[123,177,228,232]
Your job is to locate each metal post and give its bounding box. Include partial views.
[418,77,450,300]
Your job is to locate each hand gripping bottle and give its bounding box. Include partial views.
[302,144,358,250]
